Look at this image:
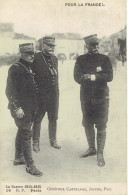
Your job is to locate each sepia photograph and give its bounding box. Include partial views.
[0,0,127,194]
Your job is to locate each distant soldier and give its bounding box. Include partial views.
[74,35,113,167]
[61,55,65,64]
[6,43,43,176]
[108,51,117,73]
[32,36,61,152]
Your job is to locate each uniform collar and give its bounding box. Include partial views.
[19,58,31,68]
[42,50,52,57]
[87,52,99,57]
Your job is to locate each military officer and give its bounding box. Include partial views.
[32,36,61,152]
[6,43,43,176]
[74,35,113,167]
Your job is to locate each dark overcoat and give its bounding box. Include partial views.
[32,52,59,104]
[74,53,113,125]
[74,53,113,102]
[6,59,38,121]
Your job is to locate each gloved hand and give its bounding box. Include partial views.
[90,74,96,81]
[83,74,91,80]
[15,108,25,119]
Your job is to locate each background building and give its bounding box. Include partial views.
[0,23,36,55]
[0,23,14,55]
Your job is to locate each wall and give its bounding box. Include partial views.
[55,39,84,59]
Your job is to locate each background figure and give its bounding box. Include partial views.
[32,36,61,152]
[108,51,117,73]
[118,38,126,66]
[74,34,113,167]
[5,43,43,176]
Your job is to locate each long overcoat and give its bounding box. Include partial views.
[6,59,38,121]
[32,52,59,104]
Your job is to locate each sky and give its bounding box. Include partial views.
[0,0,126,39]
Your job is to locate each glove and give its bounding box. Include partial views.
[90,74,96,81]
[83,74,91,80]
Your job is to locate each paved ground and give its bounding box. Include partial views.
[0,60,127,183]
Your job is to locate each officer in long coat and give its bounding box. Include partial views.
[6,43,43,176]
[74,35,113,167]
[32,36,61,152]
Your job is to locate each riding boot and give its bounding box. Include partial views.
[80,128,96,158]
[85,128,96,149]
[33,140,40,153]
[97,129,106,167]
[49,120,61,149]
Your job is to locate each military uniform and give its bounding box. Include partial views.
[6,43,43,176]
[74,35,113,166]
[32,36,60,150]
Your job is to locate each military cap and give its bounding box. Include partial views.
[84,34,99,45]
[19,43,34,54]
[43,36,56,46]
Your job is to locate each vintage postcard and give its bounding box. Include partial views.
[0,0,127,194]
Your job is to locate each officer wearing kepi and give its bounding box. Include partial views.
[74,34,113,167]
[6,43,43,176]
[32,36,61,152]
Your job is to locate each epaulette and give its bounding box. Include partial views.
[9,63,20,70]
[14,62,21,66]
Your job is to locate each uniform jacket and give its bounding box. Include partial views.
[6,58,38,115]
[32,51,59,102]
[74,53,113,102]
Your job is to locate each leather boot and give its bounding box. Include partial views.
[26,164,43,177]
[97,130,106,167]
[33,140,40,153]
[13,154,26,166]
[97,153,105,167]
[79,148,96,158]
[80,128,96,158]
[49,120,61,149]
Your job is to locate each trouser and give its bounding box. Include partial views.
[32,99,59,142]
[14,119,34,166]
[11,110,35,166]
[81,98,109,154]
